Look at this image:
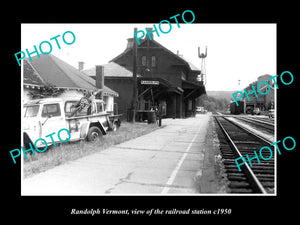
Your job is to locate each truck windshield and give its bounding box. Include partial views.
[24,105,40,117]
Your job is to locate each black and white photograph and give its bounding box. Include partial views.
[4,4,298,221]
[20,23,277,195]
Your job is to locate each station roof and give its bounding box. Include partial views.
[177,55,200,72]
[83,62,142,78]
[110,36,201,73]
[23,54,119,97]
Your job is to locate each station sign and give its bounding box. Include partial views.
[141,80,159,85]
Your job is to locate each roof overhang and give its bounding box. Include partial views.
[23,83,118,97]
[182,80,206,99]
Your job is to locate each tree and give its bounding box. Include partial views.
[196,94,229,112]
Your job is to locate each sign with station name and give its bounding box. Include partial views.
[141,80,159,85]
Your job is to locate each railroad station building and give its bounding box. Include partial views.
[84,29,206,120]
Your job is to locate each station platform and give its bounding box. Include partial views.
[22,114,224,195]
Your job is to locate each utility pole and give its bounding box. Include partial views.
[238,79,246,114]
[131,27,138,122]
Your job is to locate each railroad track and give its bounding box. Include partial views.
[234,116,274,134]
[214,115,275,194]
[248,115,274,123]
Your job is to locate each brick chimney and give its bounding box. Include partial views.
[147,27,154,40]
[95,65,104,99]
[177,50,183,57]
[126,38,134,50]
[78,61,84,71]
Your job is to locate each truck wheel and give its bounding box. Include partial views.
[111,123,117,132]
[23,133,35,156]
[87,126,102,142]
[112,120,121,131]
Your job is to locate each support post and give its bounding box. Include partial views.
[179,94,183,118]
[158,103,162,127]
[131,27,138,122]
[173,93,176,119]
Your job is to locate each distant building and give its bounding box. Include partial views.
[243,74,275,112]
[23,54,118,112]
[84,29,206,120]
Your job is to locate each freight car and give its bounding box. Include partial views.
[230,100,244,114]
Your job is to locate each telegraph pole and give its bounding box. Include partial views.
[131,27,138,122]
[238,79,245,114]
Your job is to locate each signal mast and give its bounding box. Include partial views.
[198,46,207,84]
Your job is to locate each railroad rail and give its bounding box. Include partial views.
[234,116,274,133]
[214,115,275,194]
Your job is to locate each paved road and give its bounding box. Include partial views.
[22,114,215,195]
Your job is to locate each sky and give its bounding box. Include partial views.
[21,23,276,91]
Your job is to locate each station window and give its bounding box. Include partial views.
[141,56,146,66]
[151,56,156,67]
